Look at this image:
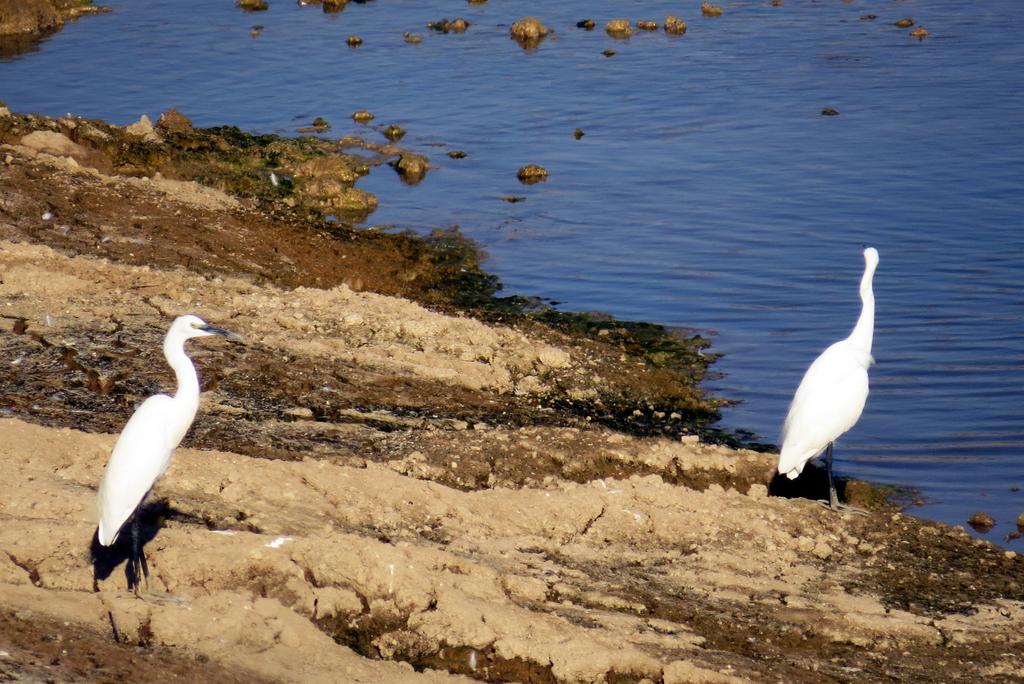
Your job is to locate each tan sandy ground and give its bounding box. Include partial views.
[2,115,1024,683]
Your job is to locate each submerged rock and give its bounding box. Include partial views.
[701,2,724,17]
[352,110,374,123]
[576,19,595,30]
[447,150,466,159]
[909,26,929,39]
[322,0,346,12]
[895,18,915,28]
[510,16,549,48]
[516,164,548,184]
[664,16,687,35]
[605,19,632,38]
[573,128,584,139]
[346,35,362,47]
[391,152,429,185]
[428,18,469,33]
[968,511,995,533]
[236,0,268,10]
[403,32,422,44]
[821,107,840,116]
[383,124,405,142]
[636,20,657,31]
[297,116,331,133]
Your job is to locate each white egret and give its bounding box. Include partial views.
[96,314,241,590]
[778,247,879,512]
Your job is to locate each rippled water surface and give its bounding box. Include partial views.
[4,0,1023,541]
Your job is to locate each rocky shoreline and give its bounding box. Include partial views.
[2,106,1024,683]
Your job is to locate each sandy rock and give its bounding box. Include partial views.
[156,108,193,133]
[19,130,88,158]
[291,155,359,184]
[664,660,746,683]
[605,19,633,37]
[125,114,161,142]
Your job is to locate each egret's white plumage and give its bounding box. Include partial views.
[778,248,878,508]
[96,315,240,556]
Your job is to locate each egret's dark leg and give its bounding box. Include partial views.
[825,442,840,510]
[126,494,152,595]
[817,442,869,516]
[131,512,149,589]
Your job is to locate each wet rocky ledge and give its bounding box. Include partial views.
[1,107,1023,684]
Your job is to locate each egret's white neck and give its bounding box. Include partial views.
[847,260,877,354]
[164,334,200,406]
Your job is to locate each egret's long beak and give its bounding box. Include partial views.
[202,324,244,343]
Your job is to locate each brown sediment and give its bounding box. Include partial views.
[1,108,1023,684]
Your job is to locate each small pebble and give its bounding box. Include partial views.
[573,128,585,139]
[821,107,840,116]
[404,32,422,44]
[636,20,658,31]
[909,27,929,39]
[383,124,406,141]
[895,18,914,28]
[576,19,595,30]
[352,110,374,123]
[447,150,466,159]
[347,35,363,47]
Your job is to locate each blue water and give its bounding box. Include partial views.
[3,0,1023,542]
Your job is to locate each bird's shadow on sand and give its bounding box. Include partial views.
[90,499,170,592]
[768,463,852,503]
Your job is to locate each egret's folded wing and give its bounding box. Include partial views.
[96,395,175,545]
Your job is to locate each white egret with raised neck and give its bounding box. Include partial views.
[778,247,879,512]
